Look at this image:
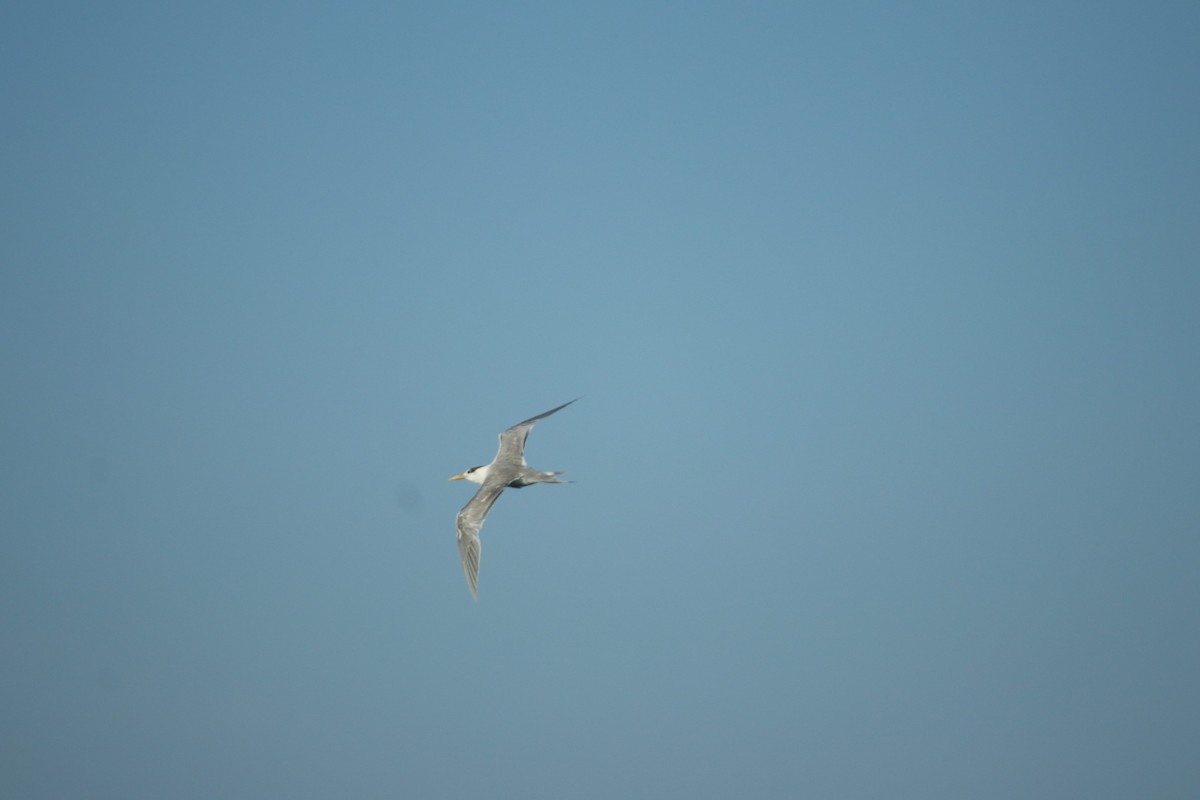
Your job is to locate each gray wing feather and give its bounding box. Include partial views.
[456,481,507,600]
[495,398,579,465]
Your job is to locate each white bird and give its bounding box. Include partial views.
[448,399,578,599]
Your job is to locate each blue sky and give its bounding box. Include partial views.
[2,2,1198,798]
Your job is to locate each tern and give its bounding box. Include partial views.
[448,399,578,599]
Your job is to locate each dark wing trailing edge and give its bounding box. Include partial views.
[495,398,580,465]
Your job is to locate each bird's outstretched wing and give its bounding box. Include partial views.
[455,481,507,600]
[495,398,579,465]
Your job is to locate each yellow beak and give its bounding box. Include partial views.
[448,473,467,481]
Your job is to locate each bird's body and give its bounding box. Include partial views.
[449,399,577,599]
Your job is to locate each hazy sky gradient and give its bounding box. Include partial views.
[3,2,1198,798]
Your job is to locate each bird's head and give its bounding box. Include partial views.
[449,465,490,485]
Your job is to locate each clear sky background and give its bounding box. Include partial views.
[3,2,1198,798]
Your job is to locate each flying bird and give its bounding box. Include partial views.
[448,398,578,599]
